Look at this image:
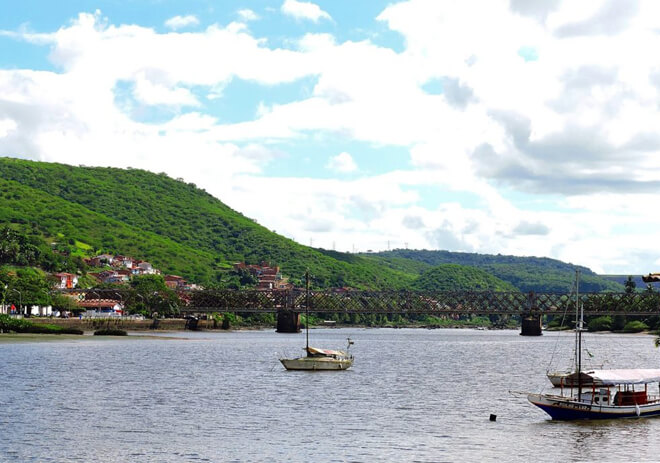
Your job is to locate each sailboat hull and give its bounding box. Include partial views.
[528,393,660,420]
[280,357,353,371]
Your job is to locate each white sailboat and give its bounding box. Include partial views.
[279,342,354,371]
[528,270,660,420]
[279,271,354,371]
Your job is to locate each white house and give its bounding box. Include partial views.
[136,261,158,275]
[54,273,79,289]
[114,255,133,268]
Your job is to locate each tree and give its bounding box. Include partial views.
[0,226,41,267]
[51,293,80,313]
[127,274,180,317]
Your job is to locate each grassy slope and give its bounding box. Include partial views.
[0,177,220,282]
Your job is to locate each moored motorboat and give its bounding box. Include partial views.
[529,369,660,419]
[528,270,660,420]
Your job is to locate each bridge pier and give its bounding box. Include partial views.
[276,311,301,333]
[184,316,199,331]
[520,314,542,336]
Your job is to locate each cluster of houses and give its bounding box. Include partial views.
[51,254,196,291]
[87,254,160,285]
[51,257,289,292]
[2,256,291,318]
[37,254,197,318]
[232,262,292,290]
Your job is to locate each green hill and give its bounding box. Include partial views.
[411,264,518,291]
[0,157,628,292]
[368,249,623,293]
[0,158,415,289]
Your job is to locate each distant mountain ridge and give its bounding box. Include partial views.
[598,275,649,290]
[367,250,624,293]
[0,157,624,292]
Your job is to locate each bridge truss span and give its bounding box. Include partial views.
[179,289,660,316]
[61,288,660,316]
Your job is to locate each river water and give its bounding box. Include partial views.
[1,328,660,462]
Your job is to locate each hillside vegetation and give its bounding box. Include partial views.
[411,264,518,292]
[368,250,624,293]
[0,157,626,292]
[0,158,415,289]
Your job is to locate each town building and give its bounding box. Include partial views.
[53,272,79,289]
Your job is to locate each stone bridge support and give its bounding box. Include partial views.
[276,311,300,333]
[520,291,542,336]
[520,314,542,336]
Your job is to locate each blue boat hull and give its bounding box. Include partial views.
[534,403,660,420]
[528,393,660,420]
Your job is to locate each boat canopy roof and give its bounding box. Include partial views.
[580,369,660,385]
[306,347,346,357]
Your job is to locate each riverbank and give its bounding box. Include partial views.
[0,331,190,343]
[8,316,654,334]
[3,317,274,332]
[3,317,516,332]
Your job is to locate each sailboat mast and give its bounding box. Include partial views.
[305,270,310,353]
[576,269,582,399]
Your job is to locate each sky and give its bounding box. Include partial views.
[1,0,660,274]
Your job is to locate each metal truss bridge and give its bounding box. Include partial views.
[74,289,660,316]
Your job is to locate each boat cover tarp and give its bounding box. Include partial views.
[582,369,660,385]
[553,371,598,386]
[306,347,345,357]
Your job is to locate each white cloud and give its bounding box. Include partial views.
[237,9,259,22]
[281,0,331,23]
[132,73,200,107]
[5,2,660,273]
[0,118,17,138]
[164,15,199,30]
[326,152,357,173]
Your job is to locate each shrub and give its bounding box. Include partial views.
[622,320,649,333]
[612,315,626,331]
[94,329,127,336]
[587,316,612,332]
[0,315,83,334]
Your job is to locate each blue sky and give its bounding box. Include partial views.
[2,0,660,274]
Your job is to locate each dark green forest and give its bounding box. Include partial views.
[369,249,624,293]
[410,264,518,292]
